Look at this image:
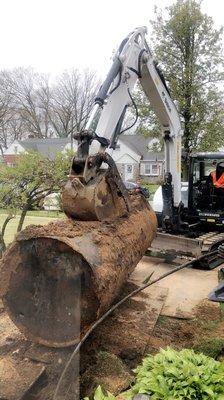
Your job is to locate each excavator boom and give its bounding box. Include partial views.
[62,27,183,230]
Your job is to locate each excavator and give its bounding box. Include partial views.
[1,27,224,350]
[61,25,224,297]
[62,26,224,268]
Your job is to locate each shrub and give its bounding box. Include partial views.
[123,347,224,400]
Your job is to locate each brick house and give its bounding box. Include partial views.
[3,135,164,183]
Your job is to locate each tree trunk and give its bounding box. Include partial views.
[182,32,193,181]
[182,157,189,181]
[0,234,5,258]
[1,214,15,253]
[182,90,192,180]
[17,206,29,232]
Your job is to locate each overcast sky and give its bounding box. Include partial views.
[0,0,223,78]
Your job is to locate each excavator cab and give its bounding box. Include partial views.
[188,153,224,227]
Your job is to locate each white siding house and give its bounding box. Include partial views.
[3,135,164,183]
[111,139,141,181]
[112,135,164,182]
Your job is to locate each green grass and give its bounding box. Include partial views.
[197,319,221,332]
[193,339,224,359]
[0,209,63,218]
[0,211,62,245]
[141,183,160,200]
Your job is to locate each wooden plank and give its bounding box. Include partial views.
[0,356,45,399]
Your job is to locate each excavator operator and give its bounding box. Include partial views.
[205,161,224,211]
[209,162,224,189]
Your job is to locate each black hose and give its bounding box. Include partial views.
[53,249,218,399]
[119,88,139,135]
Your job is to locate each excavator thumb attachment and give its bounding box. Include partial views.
[62,153,131,221]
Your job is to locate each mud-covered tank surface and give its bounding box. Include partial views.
[0,194,157,348]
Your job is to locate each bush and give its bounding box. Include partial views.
[86,348,224,399]
[123,347,224,400]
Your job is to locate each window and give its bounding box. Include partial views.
[151,164,159,175]
[145,164,151,175]
[126,164,133,173]
[142,163,160,176]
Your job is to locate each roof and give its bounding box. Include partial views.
[18,137,70,159]
[13,134,164,162]
[119,134,164,161]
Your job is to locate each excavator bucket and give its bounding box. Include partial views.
[61,151,131,222]
[0,194,157,348]
[61,171,129,221]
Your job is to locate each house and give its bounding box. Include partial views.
[3,138,73,165]
[113,135,164,183]
[3,135,164,183]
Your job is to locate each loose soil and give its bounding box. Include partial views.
[1,273,224,399]
[80,299,224,397]
[147,300,224,354]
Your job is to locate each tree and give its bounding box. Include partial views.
[135,0,224,163]
[5,68,53,139]
[49,69,99,137]
[133,85,162,149]
[0,212,15,256]
[0,67,99,149]
[0,150,73,232]
[0,71,15,151]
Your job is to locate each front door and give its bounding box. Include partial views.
[125,164,134,181]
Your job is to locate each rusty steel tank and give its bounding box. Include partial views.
[0,194,157,348]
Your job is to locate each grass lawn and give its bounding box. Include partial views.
[0,209,63,218]
[142,183,160,200]
[0,211,64,245]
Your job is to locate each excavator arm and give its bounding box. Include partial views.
[62,27,183,231]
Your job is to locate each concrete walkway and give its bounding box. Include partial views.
[131,256,219,318]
